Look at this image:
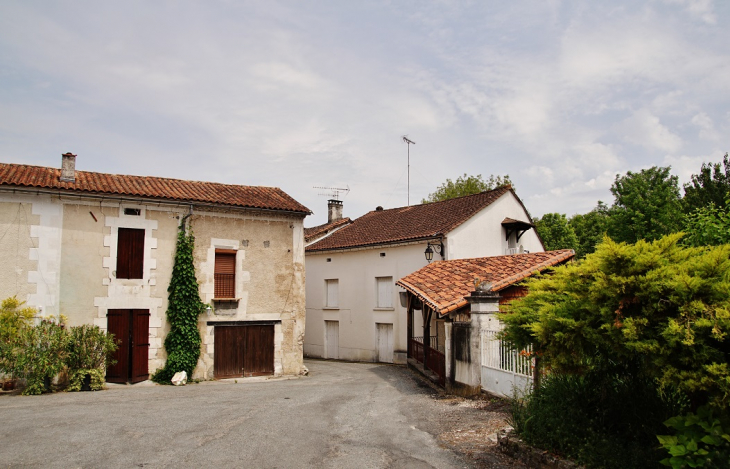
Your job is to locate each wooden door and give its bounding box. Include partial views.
[376,323,394,363]
[106,309,149,383]
[325,321,339,359]
[243,325,274,377]
[106,309,130,383]
[214,324,274,378]
[131,310,150,383]
[214,325,245,378]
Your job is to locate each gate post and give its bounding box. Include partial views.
[461,286,500,395]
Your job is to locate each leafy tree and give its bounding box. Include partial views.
[152,221,206,383]
[568,202,609,259]
[500,233,730,410]
[683,153,730,213]
[683,196,730,247]
[422,173,512,203]
[607,166,683,244]
[534,213,578,251]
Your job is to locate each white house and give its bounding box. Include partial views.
[0,153,311,382]
[303,185,544,364]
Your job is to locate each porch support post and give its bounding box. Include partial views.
[407,294,413,359]
[444,319,453,385]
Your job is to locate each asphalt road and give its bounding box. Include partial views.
[0,360,517,468]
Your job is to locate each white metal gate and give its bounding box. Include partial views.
[376,323,394,363]
[325,320,339,359]
[481,329,533,397]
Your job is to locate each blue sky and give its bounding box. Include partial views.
[1,1,728,226]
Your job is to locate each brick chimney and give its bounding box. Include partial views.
[60,152,76,183]
[328,199,343,223]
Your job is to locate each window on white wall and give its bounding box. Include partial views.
[376,277,393,308]
[325,279,339,308]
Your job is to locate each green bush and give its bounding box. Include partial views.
[15,318,69,395]
[510,366,688,468]
[0,297,36,381]
[66,325,117,392]
[658,406,730,468]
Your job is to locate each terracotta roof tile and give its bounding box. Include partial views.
[396,250,575,316]
[0,162,310,214]
[306,186,514,251]
[304,218,352,243]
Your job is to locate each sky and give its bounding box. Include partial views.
[1,1,728,226]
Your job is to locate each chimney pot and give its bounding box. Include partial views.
[327,199,343,223]
[60,152,76,183]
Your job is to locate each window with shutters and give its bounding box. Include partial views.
[376,276,393,309]
[214,250,237,298]
[325,279,339,308]
[116,228,145,279]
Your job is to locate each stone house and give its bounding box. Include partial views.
[397,250,575,396]
[0,153,310,382]
[304,185,544,364]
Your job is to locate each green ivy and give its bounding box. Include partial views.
[152,221,205,384]
[658,406,730,468]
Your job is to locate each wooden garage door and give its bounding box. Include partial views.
[214,324,274,378]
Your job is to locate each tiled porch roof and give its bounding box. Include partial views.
[396,250,575,316]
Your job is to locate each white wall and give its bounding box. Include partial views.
[447,192,544,259]
[305,243,430,363]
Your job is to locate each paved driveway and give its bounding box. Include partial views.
[0,360,519,468]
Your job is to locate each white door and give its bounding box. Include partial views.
[376,323,394,363]
[325,321,339,359]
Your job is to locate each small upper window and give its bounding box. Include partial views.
[325,279,339,308]
[124,208,141,216]
[376,277,393,308]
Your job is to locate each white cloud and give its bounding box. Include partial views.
[690,112,719,141]
[615,109,683,153]
[663,0,717,24]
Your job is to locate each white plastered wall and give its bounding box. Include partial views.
[304,243,429,363]
[447,192,544,259]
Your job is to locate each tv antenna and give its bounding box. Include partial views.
[313,185,350,201]
[402,135,416,206]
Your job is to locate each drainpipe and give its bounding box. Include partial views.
[180,205,193,231]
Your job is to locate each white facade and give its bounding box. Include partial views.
[304,191,543,364]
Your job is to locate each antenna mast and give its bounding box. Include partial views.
[402,135,415,206]
[313,185,350,200]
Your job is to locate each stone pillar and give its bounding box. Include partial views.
[444,319,452,384]
[458,289,500,396]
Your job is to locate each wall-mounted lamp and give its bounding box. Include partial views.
[206,305,212,316]
[424,241,443,263]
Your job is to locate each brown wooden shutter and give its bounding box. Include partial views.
[131,310,150,383]
[117,228,145,279]
[106,309,130,383]
[214,250,236,298]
